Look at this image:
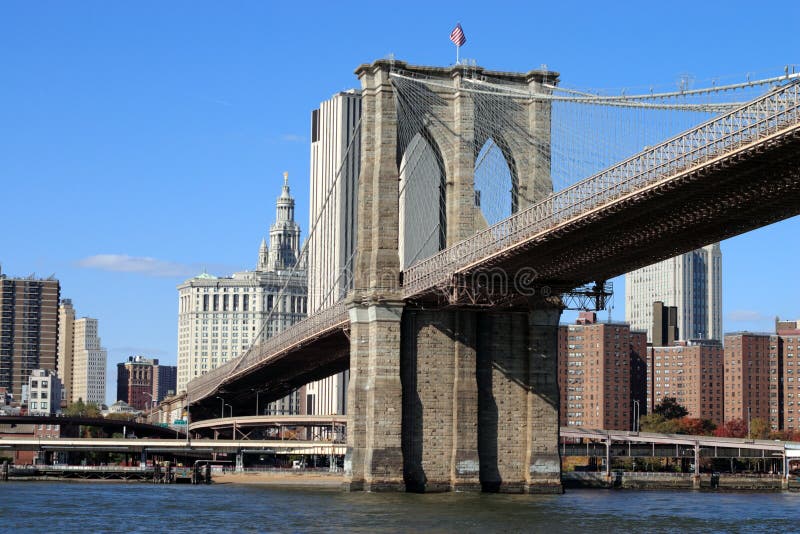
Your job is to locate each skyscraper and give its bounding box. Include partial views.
[177,175,308,414]
[154,364,177,402]
[0,269,60,400]
[308,90,361,312]
[70,317,107,405]
[57,299,75,402]
[625,243,722,342]
[57,300,107,405]
[304,90,362,417]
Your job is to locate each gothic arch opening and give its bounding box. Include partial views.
[474,136,518,231]
[398,130,446,270]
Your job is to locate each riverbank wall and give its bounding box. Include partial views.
[563,471,800,491]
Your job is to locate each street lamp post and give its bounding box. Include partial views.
[185,389,191,445]
[632,399,640,433]
[216,396,225,419]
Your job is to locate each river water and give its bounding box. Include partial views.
[2,482,798,533]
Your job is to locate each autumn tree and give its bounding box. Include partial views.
[749,418,771,440]
[713,418,748,438]
[675,417,715,436]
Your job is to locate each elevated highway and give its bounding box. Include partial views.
[0,415,184,439]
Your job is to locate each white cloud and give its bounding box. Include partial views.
[727,310,772,323]
[76,254,195,278]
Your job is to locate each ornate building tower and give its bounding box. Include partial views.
[176,173,307,402]
[267,172,301,272]
[257,238,269,272]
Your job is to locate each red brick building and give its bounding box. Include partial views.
[723,333,777,429]
[558,312,647,430]
[647,341,724,426]
[777,320,800,432]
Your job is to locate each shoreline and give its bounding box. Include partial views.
[4,470,799,493]
[212,471,344,488]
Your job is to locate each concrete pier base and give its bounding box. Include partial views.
[344,300,406,493]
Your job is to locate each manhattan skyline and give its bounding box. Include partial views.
[2,1,799,404]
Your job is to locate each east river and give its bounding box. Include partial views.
[2,482,799,533]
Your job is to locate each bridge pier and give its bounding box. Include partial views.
[344,300,406,492]
[476,306,562,494]
[396,304,562,493]
[401,309,481,492]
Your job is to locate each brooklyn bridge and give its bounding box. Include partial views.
[184,59,800,493]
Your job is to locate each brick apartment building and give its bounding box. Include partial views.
[776,319,800,432]
[558,312,647,430]
[723,333,778,429]
[647,340,725,426]
[0,270,60,401]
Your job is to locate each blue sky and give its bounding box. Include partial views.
[2,1,799,404]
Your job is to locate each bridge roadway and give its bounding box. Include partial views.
[0,415,184,439]
[188,414,347,439]
[188,78,800,415]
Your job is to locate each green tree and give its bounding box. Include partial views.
[63,399,103,418]
[106,412,137,422]
[749,418,771,440]
[639,413,682,434]
[653,397,689,420]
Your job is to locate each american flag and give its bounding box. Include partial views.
[449,23,466,47]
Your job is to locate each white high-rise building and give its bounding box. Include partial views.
[57,300,107,405]
[304,91,362,417]
[177,175,308,413]
[71,317,107,405]
[625,243,722,342]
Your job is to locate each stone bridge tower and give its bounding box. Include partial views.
[345,59,563,493]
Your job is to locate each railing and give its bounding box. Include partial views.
[12,465,150,472]
[188,302,349,403]
[403,80,800,297]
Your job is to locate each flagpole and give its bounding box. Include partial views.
[456,44,460,65]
